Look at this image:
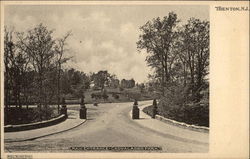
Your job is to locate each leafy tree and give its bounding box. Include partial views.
[91,70,111,91]
[138,83,145,93]
[137,12,180,95]
[109,75,120,88]
[180,18,209,101]
[61,68,90,98]
[137,13,209,126]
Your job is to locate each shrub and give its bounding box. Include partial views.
[91,92,102,99]
[103,94,109,100]
[4,106,59,125]
[142,105,154,117]
[157,84,209,127]
[119,87,124,91]
[114,94,119,99]
[183,103,209,126]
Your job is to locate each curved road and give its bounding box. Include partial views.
[5,101,208,152]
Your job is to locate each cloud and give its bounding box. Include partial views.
[58,11,150,82]
[5,5,209,83]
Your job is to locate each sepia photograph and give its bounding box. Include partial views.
[0,1,249,159]
[3,4,209,153]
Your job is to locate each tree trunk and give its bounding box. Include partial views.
[57,63,61,114]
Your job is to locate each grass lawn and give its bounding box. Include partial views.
[65,87,155,104]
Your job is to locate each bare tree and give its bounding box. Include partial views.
[4,27,31,109]
[16,24,56,119]
[4,27,15,109]
[54,31,72,113]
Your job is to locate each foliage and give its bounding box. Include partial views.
[137,12,209,126]
[4,106,59,125]
[142,105,154,117]
[91,70,112,90]
[137,12,209,102]
[137,83,145,93]
[61,68,90,98]
[112,94,120,99]
[4,24,72,122]
[137,12,180,95]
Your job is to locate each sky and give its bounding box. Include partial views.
[4,5,209,83]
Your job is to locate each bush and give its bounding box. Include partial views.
[142,105,154,117]
[91,92,102,99]
[103,94,109,100]
[158,99,209,127]
[114,94,119,99]
[4,106,59,125]
[183,103,209,126]
[126,92,141,100]
[157,84,209,127]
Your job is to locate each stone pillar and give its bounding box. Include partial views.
[80,97,87,119]
[132,100,139,119]
[60,98,67,118]
[152,99,157,118]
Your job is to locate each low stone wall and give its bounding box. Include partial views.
[4,114,67,132]
[142,104,209,133]
[155,115,209,133]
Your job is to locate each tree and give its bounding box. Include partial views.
[4,27,32,109]
[109,75,120,88]
[91,70,111,91]
[180,18,209,101]
[4,27,15,108]
[16,24,57,119]
[110,78,120,88]
[54,32,72,111]
[60,69,90,98]
[138,83,145,93]
[137,12,180,95]
[137,13,209,126]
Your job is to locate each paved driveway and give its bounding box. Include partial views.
[5,101,208,152]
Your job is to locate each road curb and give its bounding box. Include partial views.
[155,115,209,133]
[5,119,87,143]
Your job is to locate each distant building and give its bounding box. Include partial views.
[120,78,135,88]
